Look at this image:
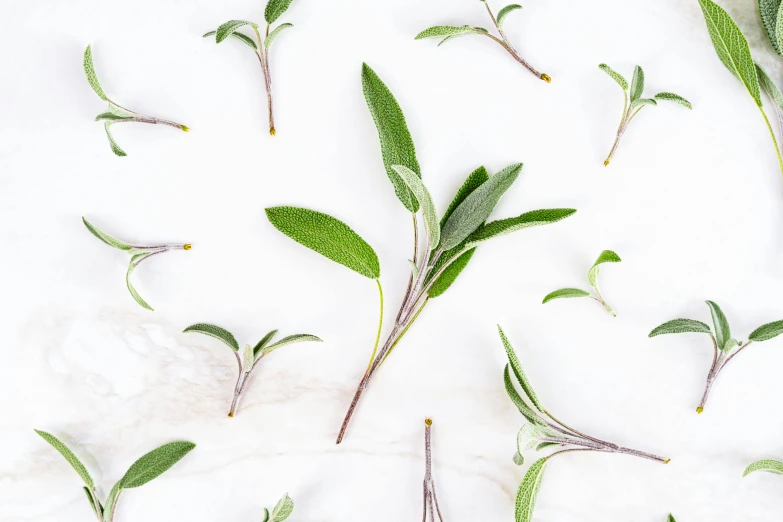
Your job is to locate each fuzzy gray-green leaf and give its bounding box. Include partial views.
[654,92,693,109]
[499,325,543,411]
[749,320,783,342]
[183,323,240,352]
[84,46,108,101]
[203,30,257,50]
[82,217,133,250]
[265,0,295,24]
[777,3,783,58]
[705,301,731,353]
[542,288,590,303]
[464,208,576,249]
[428,248,476,298]
[216,20,258,43]
[261,508,270,522]
[266,206,381,279]
[630,66,645,102]
[253,329,279,357]
[362,63,421,213]
[260,334,322,356]
[271,493,294,521]
[497,4,523,26]
[630,98,657,111]
[744,459,783,476]
[759,0,783,55]
[515,457,548,522]
[35,430,95,489]
[104,123,127,157]
[392,165,440,248]
[95,112,133,122]
[503,365,545,427]
[415,26,476,39]
[264,23,293,48]
[599,64,628,90]
[756,64,783,109]
[126,258,153,311]
[697,0,762,107]
[588,250,621,288]
[649,318,712,337]
[513,451,525,466]
[119,441,195,489]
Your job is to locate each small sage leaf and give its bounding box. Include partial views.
[118,441,196,489]
[253,329,279,357]
[654,92,693,109]
[464,208,577,249]
[264,23,293,48]
[35,430,95,489]
[588,250,621,288]
[82,217,133,250]
[265,0,295,24]
[266,206,381,279]
[126,257,153,311]
[759,0,783,55]
[722,338,739,352]
[243,344,254,371]
[744,459,783,476]
[748,320,783,342]
[391,165,440,248]
[498,325,543,411]
[95,112,133,122]
[428,248,476,298]
[515,457,548,522]
[203,30,257,50]
[415,25,476,39]
[756,64,783,109]
[271,493,294,521]
[513,451,525,466]
[183,323,240,352]
[216,20,258,43]
[648,319,712,337]
[630,65,645,102]
[542,288,590,303]
[705,301,731,353]
[536,442,559,451]
[103,482,121,520]
[261,508,270,522]
[503,365,545,427]
[83,486,101,517]
[260,334,322,356]
[84,46,108,101]
[497,4,523,27]
[408,259,420,280]
[517,424,546,452]
[630,97,657,111]
[104,122,127,157]
[599,63,628,90]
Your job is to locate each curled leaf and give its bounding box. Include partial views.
[183,323,240,352]
[127,256,154,311]
[104,122,127,157]
[599,64,628,91]
[587,250,621,288]
[654,92,693,109]
[497,4,523,27]
[215,20,258,43]
[84,46,108,101]
[542,288,590,303]
[744,459,783,476]
[264,23,293,48]
[203,30,257,50]
[648,319,712,337]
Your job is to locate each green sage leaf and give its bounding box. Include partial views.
[428,248,476,298]
[513,451,525,466]
[464,209,577,249]
[503,365,545,427]
[668,515,677,522]
[82,217,133,250]
[697,0,762,107]
[103,482,121,522]
[265,0,295,24]
[271,493,294,521]
[630,65,645,102]
[748,320,783,342]
[391,165,440,248]
[83,486,101,517]
[542,288,590,303]
[119,441,196,489]
[253,330,279,357]
[35,430,95,489]
[361,63,421,213]
[497,5,523,27]
[441,167,490,226]
[498,325,543,411]
[630,98,657,111]
[84,46,108,101]
[260,334,322,356]
[588,250,621,288]
[264,23,293,47]
[203,30,257,50]
[517,424,547,452]
[654,92,693,109]
[759,0,783,55]
[648,319,712,337]
[515,457,548,522]
[261,508,270,522]
[108,103,135,117]
[183,323,240,352]
[266,207,380,279]
[216,20,258,43]
[777,3,783,58]
[126,257,153,311]
[744,459,783,476]
[95,112,133,122]
[599,64,628,90]
[705,301,731,353]
[756,64,783,109]
[104,122,127,157]
[536,442,560,451]
[415,26,476,39]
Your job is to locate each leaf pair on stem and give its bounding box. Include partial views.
[598,64,691,167]
[260,493,295,522]
[183,323,321,417]
[542,250,621,316]
[415,1,550,82]
[498,326,669,522]
[82,217,190,311]
[266,64,576,444]
[649,301,783,414]
[204,0,297,135]
[36,430,194,522]
[84,46,189,157]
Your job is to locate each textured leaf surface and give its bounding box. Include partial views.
[497,4,523,26]
[428,248,476,298]
[630,65,645,102]
[649,319,712,337]
[513,452,525,466]
[415,26,476,39]
[362,63,421,213]
[126,258,153,311]
[515,457,548,522]
[183,323,240,352]
[749,320,783,341]
[261,508,270,522]
[759,0,782,55]
[777,4,783,57]
[503,365,545,427]
[588,250,621,287]
[95,112,134,122]
[654,92,693,109]
[599,64,628,90]
[630,98,657,111]
[265,0,295,24]
[265,23,293,47]
[261,334,322,355]
[668,515,677,522]
[517,424,547,452]
[103,483,121,521]
[203,30,257,50]
[744,459,783,475]
[82,217,132,250]
[266,207,380,279]
[697,0,762,106]
[84,46,108,101]
[216,20,258,43]
[253,329,279,357]
[464,209,576,249]
[756,64,783,109]
[392,165,440,248]
[542,288,590,303]
[499,326,543,411]
[104,123,127,157]
[119,441,195,489]
[271,493,294,521]
[441,167,489,226]
[35,430,95,489]
[705,301,731,351]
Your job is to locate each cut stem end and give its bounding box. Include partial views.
[541,73,551,83]
[696,407,704,414]
[270,127,276,136]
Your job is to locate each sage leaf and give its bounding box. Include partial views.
[648,319,712,337]
[265,0,295,24]
[697,0,762,107]
[759,0,783,55]
[260,334,322,356]
[515,457,547,522]
[183,323,240,352]
[536,442,559,451]
[261,508,270,522]
[203,30,257,50]
[104,123,127,157]
[82,217,133,250]
[108,103,136,117]
[588,250,621,288]
[517,424,546,452]
[253,329,279,357]
[513,451,525,466]
[84,46,107,101]
[271,493,294,521]
[126,258,153,311]
[103,482,121,521]
[705,301,731,353]
[391,165,440,248]
[437,36,460,47]
[95,112,133,122]
[777,4,783,58]
[265,206,381,279]
[748,320,783,342]
[415,26,476,39]
[35,430,95,489]
[744,459,783,476]
[630,65,645,102]
[668,515,677,522]
[654,92,693,109]
[497,4,523,27]
[441,167,490,226]
[118,441,195,489]
[440,163,522,251]
[503,365,545,427]
[428,248,476,298]
[542,288,590,303]
[599,64,628,90]
[83,486,101,517]
[756,64,783,109]
[464,208,577,249]
[215,20,258,43]
[498,325,543,411]
[265,23,293,48]
[630,98,657,111]
[362,63,421,213]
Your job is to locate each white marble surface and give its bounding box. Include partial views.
[3,0,783,520]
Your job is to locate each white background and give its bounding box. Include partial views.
[2,0,783,520]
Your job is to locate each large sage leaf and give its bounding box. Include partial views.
[183,323,240,352]
[498,325,543,411]
[35,430,95,489]
[648,319,712,337]
[265,0,295,24]
[748,320,783,342]
[705,301,731,351]
[84,46,108,101]
[119,441,195,489]
[744,459,783,476]
[391,165,440,248]
[515,457,548,522]
[464,208,576,249]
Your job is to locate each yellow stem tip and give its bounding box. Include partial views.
[183,244,192,250]
[270,127,276,136]
[541,73,551,83]
[181,125,190,132]
[425,418,433,426]
[664,459,671,464]
[696,407,703,414]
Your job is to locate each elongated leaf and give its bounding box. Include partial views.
[759,0,783,54]
[778,4,783,58]
[428,248,476,298]
[536,442,560,451]
[440,167,490,225]
[266,207,380,279]
[498,325,543,411]
[126,257,153,311]
[756,64,783,110]
[271,493,294,521]
[103,482,121,522]
[84,46,108,101]
[361,63,421,213]
[104,122,127,157]
[95,112,133,122]
[599,64,628,90]
[203,30,257,50]
[265,0,295,24]
[464,209,576,249]
[265,23,293,47]
[630,66,645,101]
[503,365,545,427]
[654,92,693,109]
[415,26,476,39]
[649,319,712,337]
[119,441,195,489]
[749,320,783,342]
[253,329,279,357]
[261,508,270,522]
[82,217,133,250]
[588,250,621,287]
[542,288,590,303]
[83,486,101,517]
[183,323,240,352]
[216,20,258,43]
[630,98,657,111]
[35,430,95,489]
[705,301,731,352]
[391,165,440,248]
[515,457,548,522]
[744,459,783,476]
[497,4,523,26]
[697,0,762,107]
[440,163,522,251]
[260,334,322,355]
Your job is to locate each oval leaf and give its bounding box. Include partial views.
[649,318,712,337]
[599,64,628,91]
[515,457,548,522]
[260,334,322,356]
[542,288,590,303]
[748,320,783,342]
[464,209,577,249]
[183,323,240,352]
[744,459,783,476]
[498,325,543,411]
[503,365,545,427]
[630,97,657,111]
[705,301,731,352]
[630,65,645,102]
[126,257,153,311]
[654,92,693,109]
[264,23,293,47]
[216,20,258,44]
[35,430,95,489]
[82,217,133,250]
[203,30,257,50]
[391,165,440,248]
[266,206,381,279]
[119,441,196,489]
[588,250,621,288]
[265,0,295,24]
[415,25,476,39]
[497,4,523,27]
[271,493,294,521]
[84,46,108,101]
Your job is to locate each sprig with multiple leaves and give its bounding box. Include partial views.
[82,217,190,311]
[83,46,188,157]
[649,301,783,413]
[415,0,550,82]
[598,64,691,166]
[260,493,295,522]
[498,326,669,522]
[422,418,445,522]
[697,0,783,175]
[204,0,297,135]
[183,323,321,417]
[36,430,194,522]
[542,250,621,316]
[266,65,576,445]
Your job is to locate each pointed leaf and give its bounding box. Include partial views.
[697,0,762,107]
[415,26,476,39]
[260,334,322,356]
[35,430,95,489]
[599,64,628,90]
[126,258,153,311]
[542,288,590,303]
[517,424,547,452]
[391,165,440,248]
[759,0,783,55]
[705,301,731,353]
[361,63,421,213]
[84,46,108,101]
[119,441,195,489]
[515,457,548,522]
[630,97,657,111]
[83,486,101,517]
[654,92,693,109]
[95,112,133,122]
[428,248,476,298]
[497,4,523,27]
[778,3,783,58]
[253,329,279,357]
[630,66,645,102]
[183,323,240,352]
[588,250,621,288]
[536,442,560,451]
[744,459,783,476]
[464,209,577,249]
[103,482,121,522]
[503,365,545,427]
[261,508,270,522]
[82,217,133,250]
[266,207,380,279]
[271,493,294,521]
[264,23,293,47]
[668,516,677,522]
[498,325,543,411]
[649,319,712,337]
[441,167,490,226]
[749,320,783,342]
[104,122,127,157]
[756,64,783,109]
[215,20,258,43]
[203,30,257,50]
[265,0,295,24]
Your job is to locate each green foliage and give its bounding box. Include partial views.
[119,441,196,489]
[598,64,628,90]
[270,493,295,521]
[759,0,783,55]
[498,325,543,411]
[503,365,546,427]
[630,65,645,102]
[415,26,476,39]
[203,30,257,50]
[668,515,677,522]
[648,319,712,337]
[392,165,441,248]
[588,250,621,287]
[95,112,133,122]
[83,46,108,101]
[749,320,783,341]
[497,4,523,27]
[253,329,279,357]
[35,430,95,489]
[464,209,576,249]
[126,255,154,311]
[104,123,127,157]
[82,217,132,250]
[756,64,783,111]
[654,92,694,109]
[216,20,258,43]
[183,323,240,352]
[705,300,731,351]
[543,250,619,315]
[428,249,476,298]
[265,23,294,48]
[744,459,783,476]
[514,457,548,522]
[542,288,590,303]
[265,0,295,24]
[261,334,323,355]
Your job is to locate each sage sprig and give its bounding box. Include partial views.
[84,46,188,157]
[415,1,550,82]
[83,217,190,311]
[649,301,783,413]
[261,493,295,522]
[204,0,298,135]
[542,250,621,316]
[598,64,691,166]
[422,418,445,522]
[499,326,669,522]
[183,323,321,417]
[36,430,194,522]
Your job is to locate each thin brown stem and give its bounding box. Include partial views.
[480,2,548,81]
[253,26,276,135]
[422,418,444,521]
[542,410,617,449]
